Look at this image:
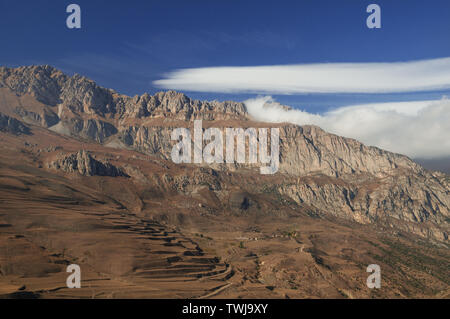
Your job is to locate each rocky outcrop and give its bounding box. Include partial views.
[277,173,449,240]
[116,126,173,159]
[0,65,65,106]
[116,91,247,120]
[49,118,117,143]
[278,125,419,178]
[0,113,31,135]
[48,150,128,177]
[14,106,59,128]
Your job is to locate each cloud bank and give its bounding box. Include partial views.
[154,57,450,94]
[244,96,450,159]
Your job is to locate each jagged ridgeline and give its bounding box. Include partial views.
[0,65,449,241]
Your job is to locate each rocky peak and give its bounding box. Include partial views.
[0,65,248,120]
[59,74,115,115]
[0,65,66,106]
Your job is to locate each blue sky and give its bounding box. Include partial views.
[1,0,450,112]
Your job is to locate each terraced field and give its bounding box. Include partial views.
[0,210,235,298]
[0,156,234,298]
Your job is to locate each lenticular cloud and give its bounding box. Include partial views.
[154,57,450,157]
[154,57,450,94]
[244,96,450,159]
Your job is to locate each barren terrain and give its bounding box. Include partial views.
[0,66,448,298]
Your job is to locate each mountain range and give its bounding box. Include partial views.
[0,65,448,298]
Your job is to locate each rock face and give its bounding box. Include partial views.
[14,106,59,128]
[48,150,128,177]
[49,118,117,143]
[0,113,30,135]
[0,65,449,241]
[278,125,419,177]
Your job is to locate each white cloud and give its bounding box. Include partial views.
[244,96,450,159]
[154,57,450,94]
[154,57,450,158]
